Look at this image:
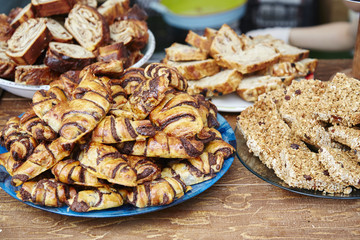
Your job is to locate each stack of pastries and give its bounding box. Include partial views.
[0,62,234,212]
[0,0,149,85]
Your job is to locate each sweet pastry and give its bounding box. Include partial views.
[65,3,110,51]
[96,42,129,63]
[144,63,187,91]
[116,131,204,158]
[97,0,130,25]
[92,115,156,143]
[113,67,146,95]
[210,24,243,57]
[79,142,137,186]
[17,178,76,207]
[44,18,73,43]
[109,19,148,50]
[52,159,104,187]
[11,137,75,186]
[15,64,60,85]
[0,14,14,41]
[44,42,96,72]
[149,91,204,138]
[9,4,35,29]
[67,186,127,212]
[127,176,190,208]
[20,109,57,142]
[122,155,161,184]
[0,42,17,79]
[6,18,51,65]
[185,30,213,53]
[31,0,72,17]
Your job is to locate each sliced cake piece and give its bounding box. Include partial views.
[165,43,207,62]
[210,24,243,57]
[187,69,242,97]
[319,146,360,188]
[213,43,280,74]
[163,58,220,80]
[9,3,35,29]
[97,0,130,25]
[0,42,17,79]
[236,75,284,102]
[6,18,51,65]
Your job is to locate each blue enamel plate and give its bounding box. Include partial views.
[0,114,236,217]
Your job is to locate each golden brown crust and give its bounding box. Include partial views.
[9,4,35,29]
[44,18,73,43]
[79,142,137,186]
[32,0,72,17]
[7,18,51,65]
[65,4,110,51]
[97,0,130,25]
[15,64,60,85]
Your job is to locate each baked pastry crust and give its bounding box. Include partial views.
[15,64,60,85]
[65,3,110,51]
[7,18,51,65]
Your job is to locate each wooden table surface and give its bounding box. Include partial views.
[0,59,359,240]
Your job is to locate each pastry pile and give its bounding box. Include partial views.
[0,62,234,212]
[163,24,318,102]
[0,0,149,85]
[237,73,360,194]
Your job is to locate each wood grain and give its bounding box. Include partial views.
[1,59,360,240]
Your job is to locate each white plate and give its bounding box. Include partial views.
[211,93,253,112]
[0,29,156,99]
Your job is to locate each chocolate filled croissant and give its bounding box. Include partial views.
[82,60,124,78]
[67,186,127,212]
[0,116,37,161]
[20,109,57,142]
[16,178,76,207]
[92,115,156,144]
[149,91,204,138]
[57,70,82,99]
[162,130,234,185]
[32,81,68,119]
[43,73,112,141]
[79,142,137,186]
[109,81,128,109]
[122,155,161,184]
[117,131,204,158]
[11,137,75,187]
[144,63,188,91]
[193,94,219,129]
[6,18,51,65]
[65,3,110,51]
[0,152,22,176]
[52,159,104,187]
[114,67,146,95]
[127,176,190,208]
[122,74,170,120]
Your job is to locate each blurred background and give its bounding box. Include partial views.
[0,0,354,60]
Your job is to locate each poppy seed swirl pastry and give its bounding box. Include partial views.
[6,18,51,65]
[65,3,110,51]
[44,42,96,73]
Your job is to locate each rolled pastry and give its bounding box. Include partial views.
[45,18,73,43]
[31,0,72,17]
[65,3,110,51]
[6,18,51,65]
[44,42,96,73]
[15,64,60,85]
[97,0,130,25]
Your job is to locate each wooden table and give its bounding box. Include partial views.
[0,59,359,240]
